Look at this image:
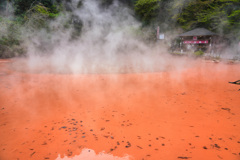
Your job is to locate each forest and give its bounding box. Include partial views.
[0,0,239,58]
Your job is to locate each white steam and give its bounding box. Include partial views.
[13,0,189,74]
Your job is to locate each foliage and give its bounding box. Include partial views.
[100,0,135,8]
[174,0,240,39]
[0,0,7,12]
[14,0,59,16]
[0,16,24,58]
[133,0,240,40]
[24,3,58,29]
[1,0,240,58]
[134,0,161,24]
[194,50,204,56]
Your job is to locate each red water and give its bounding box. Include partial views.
[0,59,240,160]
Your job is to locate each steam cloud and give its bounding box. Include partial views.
[12,0,190,74]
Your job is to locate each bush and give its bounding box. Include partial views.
[24,4,59,30]
[0,16,25,58]
[194,50,204,56]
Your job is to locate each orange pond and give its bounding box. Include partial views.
[0,59,240,160]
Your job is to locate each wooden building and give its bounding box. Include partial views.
[179,28,219,53]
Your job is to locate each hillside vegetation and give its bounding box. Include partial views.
[0,0,239,58]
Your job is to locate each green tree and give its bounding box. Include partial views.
[0,16,24,58]
[134,0,178,32]
[174,0,240,38]
[13,0,59,16]
[134,0,161,25]
[174,0,215,30]
[0,0,7,12]
[24,3,58,29]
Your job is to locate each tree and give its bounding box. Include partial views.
[0,0,7,13]
[24,3,58,29]
[13,0,59,16]
[134,0,161,25]
[174,0,240,37]
[0,16,24,58]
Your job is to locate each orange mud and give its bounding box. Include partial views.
[0,59,240,160]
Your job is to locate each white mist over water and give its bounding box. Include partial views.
[12,0,190,74]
